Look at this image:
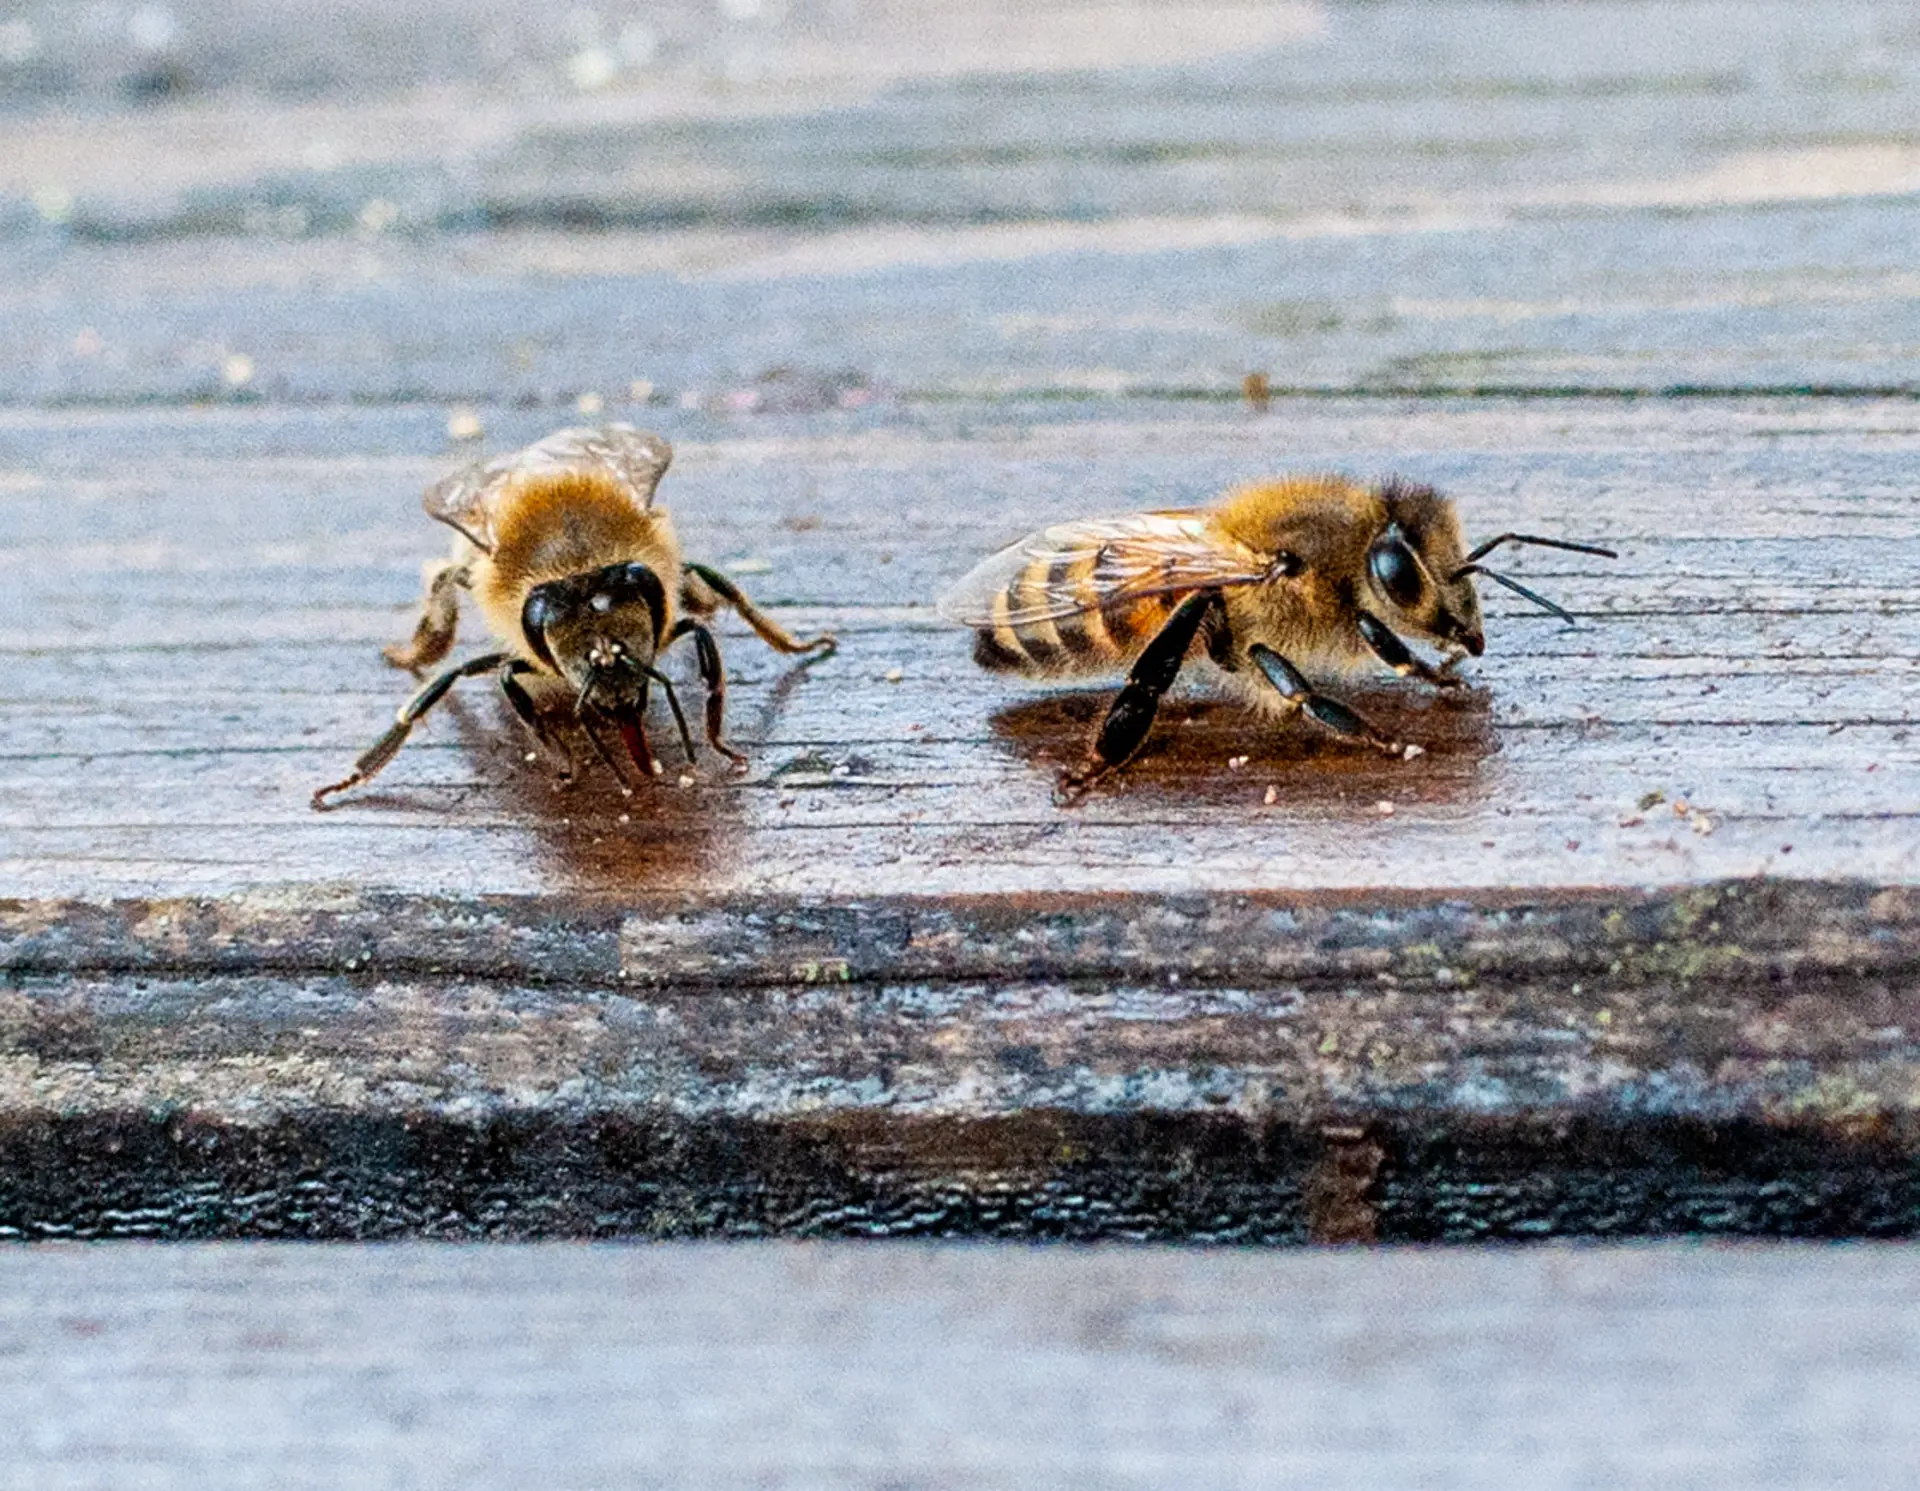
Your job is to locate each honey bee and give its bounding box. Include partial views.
[939,475,1614,800]
[313,424,833,808]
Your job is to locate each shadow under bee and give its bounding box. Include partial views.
[989,683,1499,810]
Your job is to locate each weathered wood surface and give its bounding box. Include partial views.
[6,1241,1920,1490]
[5,0,1920,1237]
[5,399,1917,897]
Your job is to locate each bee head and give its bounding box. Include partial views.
[520,561,668,709]
[1367,484,1486,657]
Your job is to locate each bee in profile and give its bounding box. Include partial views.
[939,475,1614,800]
[313,425,833,808]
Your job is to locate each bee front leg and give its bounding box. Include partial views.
[1248,645,1407,757]
[312,650,510,809]
[499,658,573,783]
[383,560,471,672]
[682,562,836,657]
[1058,590,1224,803]
[1357,613,1466,690]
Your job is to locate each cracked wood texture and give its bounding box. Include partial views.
[5,0,1920,1240]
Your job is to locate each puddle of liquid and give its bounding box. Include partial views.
[989,681,1499,811]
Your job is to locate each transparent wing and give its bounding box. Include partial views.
[938,511,1274,627]
[421,425,675,551]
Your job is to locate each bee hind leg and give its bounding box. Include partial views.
[312,650,509,809]
[384,560,470,672]
[1248,645,1406,757]
[682,562,836,657]
[1058,590,1223,804]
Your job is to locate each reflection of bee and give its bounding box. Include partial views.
[313,425,833,808]
[939,475,1613,800]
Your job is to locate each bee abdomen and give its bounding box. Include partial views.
[972,627,1031,672]
[975,552,1169,674]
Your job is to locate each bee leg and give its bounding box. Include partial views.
[1058,590,1223,803]
[312,650,509,809]
[682,562,836,657]
[1357,613,1466,690]
[582,706,647,789]
[640,665,702,769]
[1248,645,1406,757]
[668,619,750,770]
[499,659,573,782]
[383,560,470,673]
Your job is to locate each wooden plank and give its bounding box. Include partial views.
[5,0,1920,1237]
[3,1242,1919,1489]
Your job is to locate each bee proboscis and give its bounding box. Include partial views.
[939,474,1614,800]
[313,424,833,808]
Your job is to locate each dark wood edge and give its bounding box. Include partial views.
[6,878,1920,989]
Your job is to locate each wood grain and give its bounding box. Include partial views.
[3,398,1916,899]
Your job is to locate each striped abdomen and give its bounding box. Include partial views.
[970,547,1179,675]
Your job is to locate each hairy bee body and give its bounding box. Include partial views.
[469,468,684,665]
[969,477,1440,687]
[313,425,832,808]
[944,474,1612,798]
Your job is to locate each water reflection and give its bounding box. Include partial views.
[439,672,738,896]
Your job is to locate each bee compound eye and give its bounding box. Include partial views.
[1369,540,1424,609]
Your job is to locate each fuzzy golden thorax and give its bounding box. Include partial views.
[472,470,684,699]
[1212,476,1485,663]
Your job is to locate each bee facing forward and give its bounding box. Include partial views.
[313,425,833,808]
[939,475,1613,800]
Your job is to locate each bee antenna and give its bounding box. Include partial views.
[1454,564,1580,627]
[1459,532,1618,566]
[575,668,601,714]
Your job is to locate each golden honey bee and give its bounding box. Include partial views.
[313,424,833,808]
[940,474,1613,799]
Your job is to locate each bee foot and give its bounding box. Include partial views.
[310,780,354,811]
[1053,769,1099,807]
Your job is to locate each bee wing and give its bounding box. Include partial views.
[421,425,675,551]
[938,511,1273,627]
